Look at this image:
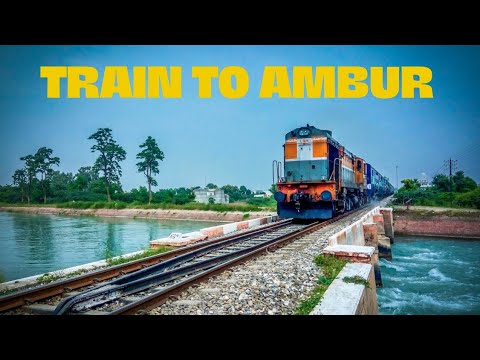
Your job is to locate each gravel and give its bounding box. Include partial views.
[149,202,389,315]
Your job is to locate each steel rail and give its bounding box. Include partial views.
[111,209,359,315]
[0,218,291,313]
[54,222,306,314]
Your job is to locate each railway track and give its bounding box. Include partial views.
[1,207,366,315]
[0,219,291,313]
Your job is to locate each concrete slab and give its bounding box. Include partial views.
[123,296,141,303]
[150,231,207,247]
[81,310,110,315]
[310,263,371,315]
[172,299,202,306]
[24,304,56,315]
[323,245,375,257]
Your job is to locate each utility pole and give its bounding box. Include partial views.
[444,159,457,207]
[396,165,398,191]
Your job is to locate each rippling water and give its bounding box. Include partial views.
[377,235,480,315]
[0,211,224,282]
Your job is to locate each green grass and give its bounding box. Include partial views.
[53,201,264,212]
[343,275,370,288]
[106,246,173,266]
[0,288,19,296]
[242,213,250,219]
[392,206,480,219]
[36,269,89,284]
[21,246,173,287]
[2,200,274,213]
[296,255,347,315]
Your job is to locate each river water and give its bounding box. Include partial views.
[0,211,223,282]
[377,235,480,315]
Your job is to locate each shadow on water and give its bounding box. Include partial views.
[11,213,56,264]
[103,222,121,260]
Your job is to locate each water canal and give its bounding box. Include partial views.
[377,235,480,315]
[0,211,223,282]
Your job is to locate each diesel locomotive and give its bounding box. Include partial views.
[273,125,394,220]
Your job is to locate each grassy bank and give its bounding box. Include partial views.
[392,205,480,219]
[0,200,275,213]
[392,187,480,209]
[296,255,346,315]
[106,245,173,266]
[0,246,175,295]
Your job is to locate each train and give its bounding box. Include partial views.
[273,125,394,220]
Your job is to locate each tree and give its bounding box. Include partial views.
[208,197,215,204]
[432,174,450,192]
[173,187,195,204]
[19,154,37,204]
[72,166,98,192]
[88,128,126,202]
[136,136,164,204]
[49,171,73,195]
[206,183,217,189]
[269,184,277,194]
[12,169,27,202]
[33,147,60,204]
[400,178,420,190]
[452,171,477,193]
[221,185,243,202]
[239,185,252,196]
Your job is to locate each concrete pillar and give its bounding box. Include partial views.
[373,214,385,235]
[373,214,392,260]
[321,245,378,315]
[378,235,392,260]
[380,208,395,243]
[363,223,382,287]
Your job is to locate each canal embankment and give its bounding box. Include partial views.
[0,206,275,222]
[393,206,480,239]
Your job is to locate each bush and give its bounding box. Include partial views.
[455,188,480,209]
[393,186,480,209]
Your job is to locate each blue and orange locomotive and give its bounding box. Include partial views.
[273,125,394,220]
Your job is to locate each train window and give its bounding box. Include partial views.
[298,128,311,136]
[357,160,362,170]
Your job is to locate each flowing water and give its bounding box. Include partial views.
[0,211,224,282]
[377,235,480,315]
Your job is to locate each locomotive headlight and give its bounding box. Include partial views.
[321,190,332,201]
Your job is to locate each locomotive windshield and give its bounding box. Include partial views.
[298,128,311,136]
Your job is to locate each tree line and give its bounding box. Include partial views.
[0,129,270,208]
[394,171,479,208]
[4,128,164,205]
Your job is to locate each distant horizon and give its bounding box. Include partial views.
[1,45,479,191]
[1,123,477,192]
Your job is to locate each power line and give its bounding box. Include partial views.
[428,142,479,178]
[444,158,457,207]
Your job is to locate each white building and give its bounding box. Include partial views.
[419,172,432,188]
[253,190,273,198]
[193,188,230,204]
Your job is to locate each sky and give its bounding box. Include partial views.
[0,45,479,191]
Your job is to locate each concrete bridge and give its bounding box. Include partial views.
[310,207,394,315]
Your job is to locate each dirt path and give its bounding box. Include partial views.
[0,206,276,222]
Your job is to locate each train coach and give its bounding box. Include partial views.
[273,125,394,220]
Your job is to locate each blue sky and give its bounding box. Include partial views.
[0,45,479,191]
